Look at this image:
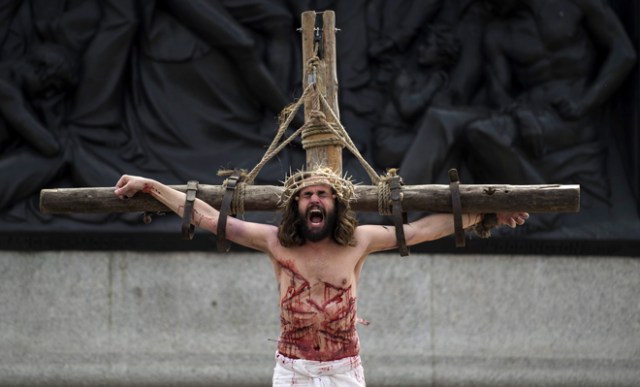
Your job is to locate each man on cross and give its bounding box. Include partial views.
[114,167,528,386]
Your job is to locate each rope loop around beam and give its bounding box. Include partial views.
[217,169,249,216]
[301,110,344,149]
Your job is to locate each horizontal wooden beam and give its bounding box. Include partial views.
[39,184,580,214]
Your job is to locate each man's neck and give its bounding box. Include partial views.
[304,236,335,247]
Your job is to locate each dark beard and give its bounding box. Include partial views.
[299,209,337,242]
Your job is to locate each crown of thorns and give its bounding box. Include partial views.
[280,166,356,208]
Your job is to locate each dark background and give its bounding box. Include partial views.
[0,0,637,255]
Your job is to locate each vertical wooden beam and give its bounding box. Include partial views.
[322,11,339,122]
[300,10,343,174]
[301,10,316,123]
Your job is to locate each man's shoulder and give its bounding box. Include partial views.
[353,224,391,245]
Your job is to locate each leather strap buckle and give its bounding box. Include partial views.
[448,169,465,247]
[390,175,409,256]
[182,180,199,240]
[217,173,240,252]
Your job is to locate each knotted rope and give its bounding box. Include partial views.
[217,55,403,218]
[376,169,401,216]
[301,111,343,149]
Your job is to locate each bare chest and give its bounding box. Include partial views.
[272,244,363,359]
[278,248,357,292]
[279,254,356,328]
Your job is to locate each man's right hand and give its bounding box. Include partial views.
[114,175,154,200]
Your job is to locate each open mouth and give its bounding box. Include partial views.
[307,207,325,225]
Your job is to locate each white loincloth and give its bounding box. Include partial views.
[273,352,366,387]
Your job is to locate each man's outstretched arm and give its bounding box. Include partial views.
[114,174,276,252]
[359,212,529,254]
[403,212,528,245]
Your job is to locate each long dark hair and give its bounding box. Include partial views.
[277,194,358,247]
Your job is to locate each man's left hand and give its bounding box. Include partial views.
[496,212,529,228]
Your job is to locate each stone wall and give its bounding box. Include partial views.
[1,251,638,386]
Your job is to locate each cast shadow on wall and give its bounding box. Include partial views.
[0,0,637,247]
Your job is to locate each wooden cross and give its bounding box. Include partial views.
[39,11,579,236]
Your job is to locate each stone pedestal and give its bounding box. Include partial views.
[1,251,638,386]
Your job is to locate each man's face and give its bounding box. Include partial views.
[296,184,337,242]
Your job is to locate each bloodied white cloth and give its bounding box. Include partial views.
[273,352,366,386]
